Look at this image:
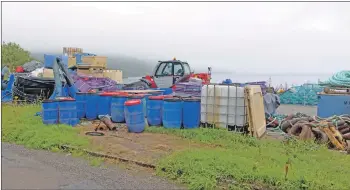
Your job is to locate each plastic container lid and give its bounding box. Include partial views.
[124,99,141,106]
[149,95,164,100]
[113,92,129,97]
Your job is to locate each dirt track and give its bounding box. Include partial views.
[277,104,317,116]
[80,124,208,166]
[2,143,183,190]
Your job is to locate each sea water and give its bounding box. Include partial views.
[122,72,332,88]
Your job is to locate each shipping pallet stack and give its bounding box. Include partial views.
[64,47,123,83]
[76,56,107,78]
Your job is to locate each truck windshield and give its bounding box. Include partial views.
[183,63,191,75]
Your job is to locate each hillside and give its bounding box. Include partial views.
[30,52,154,77]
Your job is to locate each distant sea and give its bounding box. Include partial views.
[122,72,333,88]
[210,73,332,88]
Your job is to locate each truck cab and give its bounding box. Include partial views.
[152,59,192,88]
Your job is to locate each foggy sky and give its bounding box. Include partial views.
[2,2,350,73]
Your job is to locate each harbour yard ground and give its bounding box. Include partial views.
[2,104,350,190]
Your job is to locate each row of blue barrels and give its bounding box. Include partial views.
[147,96,201,129]
[75,90,164,122]
[42,98,79,126]
[123,96,201,133]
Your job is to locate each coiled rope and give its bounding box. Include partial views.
[320,70,350,87]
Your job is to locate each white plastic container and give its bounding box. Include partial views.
[201,84,246,128]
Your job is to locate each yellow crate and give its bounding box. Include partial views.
[77,68,104,78]
[103,69,123,83]
[68,56,77,68]
[82,56,107,68]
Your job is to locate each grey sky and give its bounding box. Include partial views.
[2,2,350,73]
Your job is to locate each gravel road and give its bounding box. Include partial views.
[2,143,182,190]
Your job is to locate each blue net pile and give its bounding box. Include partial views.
[279,84,323,106]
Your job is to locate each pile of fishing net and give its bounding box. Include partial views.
[279,84,323,105]
[319,70,350,88]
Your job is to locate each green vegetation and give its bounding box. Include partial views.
[2,105,349,189]
[1,42,35,68]
[2,104,107,167]
[146,127,350,190]
[2,104,89,150]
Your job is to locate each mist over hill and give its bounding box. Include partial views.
[31,52,154,77]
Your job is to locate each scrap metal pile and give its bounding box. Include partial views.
[277,114,350,150]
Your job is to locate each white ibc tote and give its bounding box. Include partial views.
[200,84,247,129]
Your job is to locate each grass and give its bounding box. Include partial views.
[2,104,89,150]
[3,104,350,189]
[146,127,350,190]
[1,104,107,167]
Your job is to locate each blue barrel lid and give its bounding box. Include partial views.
[124,99,142,106]
[149,95,164,100]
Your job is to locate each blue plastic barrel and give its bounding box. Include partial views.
[147,96,164,126]
[111,94,129,122]
[86,93,98,120]
[162,97,182,128]
[42,100,59,124]
[128,94,146,117]
[124,99,145,133]
[182,98,201,129]
[58,99,79,126]
[97,93,112,116]
[76,92,86,119]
